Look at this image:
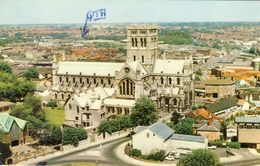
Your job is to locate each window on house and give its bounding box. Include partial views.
[108,79,111,84]
[59,77,62,82]
[144,38,147,47]
[101,79,103,84]
[94,78,96,84]
[61,94,64,100]
[132,38,134,47]
[69,104,72,109]
[75,117,78,120]
[77,106,79,113]
[147,133,149,138]
[142,55,144,63]
[213,93,218,98]
[73,77,75,83]
[169,77,172,84]
[66,77,68,83]
[161,77,164,84]
[87,78,89,84]
[177,78,180,85]
[80,78,82,83]
[133,55,136,61]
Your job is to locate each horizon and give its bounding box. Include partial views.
[1,0,260,25]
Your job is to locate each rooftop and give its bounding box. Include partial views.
[235,116,260,123]
[205,79,235,86]
[170,134,205,143]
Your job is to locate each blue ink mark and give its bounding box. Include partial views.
[81,8,106,38]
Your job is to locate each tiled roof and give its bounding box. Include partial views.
[235,116,260,123]
[170,134,205,143]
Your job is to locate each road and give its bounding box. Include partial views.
[47,137,135,166]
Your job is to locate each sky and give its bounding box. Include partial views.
[1,0,260,24]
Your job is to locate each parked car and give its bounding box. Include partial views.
[165,155,175,161]
[174,153,180,159]
[208,146,216,150]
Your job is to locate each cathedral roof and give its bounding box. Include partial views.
[152,59,185,74]
[57,61,124,76]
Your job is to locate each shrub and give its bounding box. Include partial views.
[227,142,240,149]
[148,150,166,161]
[62,128,87,145]
[132,149,142,157]
[209,140,224,147]
[46,99,57,108]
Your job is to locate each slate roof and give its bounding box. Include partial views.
[235,116,260,123]
[149,122,174,140]
[196,122,220,132]
[0,112,27,133]
[134,122,174,140]
[170,134,205,143]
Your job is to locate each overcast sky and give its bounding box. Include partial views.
[1,0,260,24]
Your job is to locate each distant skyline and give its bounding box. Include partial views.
[1,0,260,25]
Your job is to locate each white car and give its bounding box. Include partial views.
[208,146,216,150]
[165,155,175,161]
[174,153,180,159]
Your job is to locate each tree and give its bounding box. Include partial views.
[62,128,87,146]
[177,149,221,166]
[174,118,194,135]
[220,121,228,140]
[0,142,12,164]
[46,99,57,108]
[39,125,62,145]
[130,97,158,126]
[249,47,256,54]
[23,68,39,79]
[0,61,12,73]
[170,111,183,125]
[24,95,42,115]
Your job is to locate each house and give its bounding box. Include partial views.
[226,123,237,142]
[235,116,260,148]
[0,101,14,112]
[186,108,223,121]
[0,112,29,146]
[195,120,221,141]
[205,97,238,115]
[132,122,207,155]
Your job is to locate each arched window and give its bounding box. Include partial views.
[119,78,135,96]
[144,38,147,47]
[61,94,64,100]
[177,78,180,85]
[94,78,96,84]
[87,78,89,84]
[59,77,62,82]
[133,55,136,61]
[152,77,155,84]
[142,56,144,63]
[135,38,138,47]
[69,104,72,109]
[77,106,79,113]
[108,79,111,84]
[169,77,172,84]
[55,93,57,99]
[73,77,75,83]
[66,77,68,83]
[132,38,134,47]
[161,77,164,84]
[174,99,177,106]
[101,79,103,84]
[141,38,143,47]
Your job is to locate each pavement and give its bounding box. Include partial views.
[18,132,129,165]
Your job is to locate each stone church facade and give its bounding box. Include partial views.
[51,24,194,130]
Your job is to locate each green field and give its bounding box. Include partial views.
[44,107,65,126]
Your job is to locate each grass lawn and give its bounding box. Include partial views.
[44,107,65,126]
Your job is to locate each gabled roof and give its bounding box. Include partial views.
[170,134,206,143]
[127,61,147,76]
[196,122,220,132]
[0,112,27,133]
[134,122,174,140]
[152,59,185,74]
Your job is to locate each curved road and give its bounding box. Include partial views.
[47,137,134,166]
[47,137,260,166]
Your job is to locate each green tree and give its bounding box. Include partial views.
[39,125,62,145]
[170,111,183,125]
[62,128,87,146]
[0,62,12,73]
[0,142,12,164]
[130,97,158,126]
[220,121,228,140]
[24,95,42,115]
[174,118,194,135]
[249,47,256,54]
[46,99,57,108]
[177,149,221,166]
[23,68,39,79]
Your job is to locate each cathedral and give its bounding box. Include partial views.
[51,24,194,130]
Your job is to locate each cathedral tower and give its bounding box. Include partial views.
[127,24,158,69]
